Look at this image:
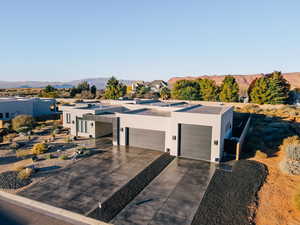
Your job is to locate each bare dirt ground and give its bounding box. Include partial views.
[253,150,300,225]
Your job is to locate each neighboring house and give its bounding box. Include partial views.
[0,97,58,124]
[61,99,233,163]
[131,80,168,93]
[145,80,168,92]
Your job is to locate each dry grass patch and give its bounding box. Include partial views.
[32,143,47,155]
[255,150,268,159]
[17,168,33,180]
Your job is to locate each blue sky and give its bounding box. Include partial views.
[0,0,299,81]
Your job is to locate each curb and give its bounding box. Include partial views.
[0,191,112,225]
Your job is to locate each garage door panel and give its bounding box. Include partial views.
[129,128,165,151]
[180,124,212,161]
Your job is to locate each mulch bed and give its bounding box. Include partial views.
[0,171,32,189]
[191,160,267,225]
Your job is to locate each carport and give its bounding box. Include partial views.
[82,113,119,141]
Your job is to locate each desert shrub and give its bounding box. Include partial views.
[16,149,32,158]
[294,187,300,211]
[255,150,268,159]
[45,154,53,159]
[281,136,300,161]
[12,115,34,131]
[280,136,300,175]
[32,143,47,155]
[59,155,68,160]
[17,168,33,180]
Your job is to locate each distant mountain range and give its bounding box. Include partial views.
[0,78,134,89]
[168,72,300,90]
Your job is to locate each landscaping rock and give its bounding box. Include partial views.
[191,160,267,225]
[0,171,32,189]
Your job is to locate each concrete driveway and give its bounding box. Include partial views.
[0,198,74,225]
[111,158,216,225]
[18,138,163,216]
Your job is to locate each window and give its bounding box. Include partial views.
[5,112,9,118]
[66,113,71,123]
[78,120,88,133]
[0,113,3,119]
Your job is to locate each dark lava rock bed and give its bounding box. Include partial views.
[191,160,267,225]
[0,171,32,189]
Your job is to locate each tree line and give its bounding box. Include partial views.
[40,71,293,105]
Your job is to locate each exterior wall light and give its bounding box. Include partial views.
[72,120,75,124]
[121,128,124,132]
[214,140,218,145]
[172,135,176,140]
[91,122,94,127]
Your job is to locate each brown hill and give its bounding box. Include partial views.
[168,72,300,91]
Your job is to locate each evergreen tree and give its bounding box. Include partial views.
[197,78,219,101]
[76,81,90,92]
[249,71,290,104]
[90,85,97,96]
[104,76,126,99]
[268,71,290,104]
[44,85,56,93]
[171,80,200,100]
[219,76,239,102]
[249,76,272,104]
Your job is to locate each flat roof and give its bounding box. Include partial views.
[123,108,171,117]
[179,105,224,114]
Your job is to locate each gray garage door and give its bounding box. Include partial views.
[179,124,212,161]
[128,128,165,151]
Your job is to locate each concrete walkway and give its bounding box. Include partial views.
[19,141,162,216]
[111,158,216,225]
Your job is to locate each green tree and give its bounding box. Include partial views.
[44,85,56,93]
[135,84,151,98]
[171,80,200,100]
[219,76,239,102]
[197,78,219,101]
[249,76,272,104]
[160,87,171,100]
[76,81,90,92]
[90,85,97,96]
[249,71,290,104]
[104,76,126,99]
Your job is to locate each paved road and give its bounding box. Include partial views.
[112,158,216,225]
[19,138,162,215]
[0,198,74,225]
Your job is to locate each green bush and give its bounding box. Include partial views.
[59,155,68,160]
[46,154,53,159]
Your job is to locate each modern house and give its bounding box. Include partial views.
[0,97,58,127]
[61,100,233,163]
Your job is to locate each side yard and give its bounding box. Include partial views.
[237,104,300,225]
